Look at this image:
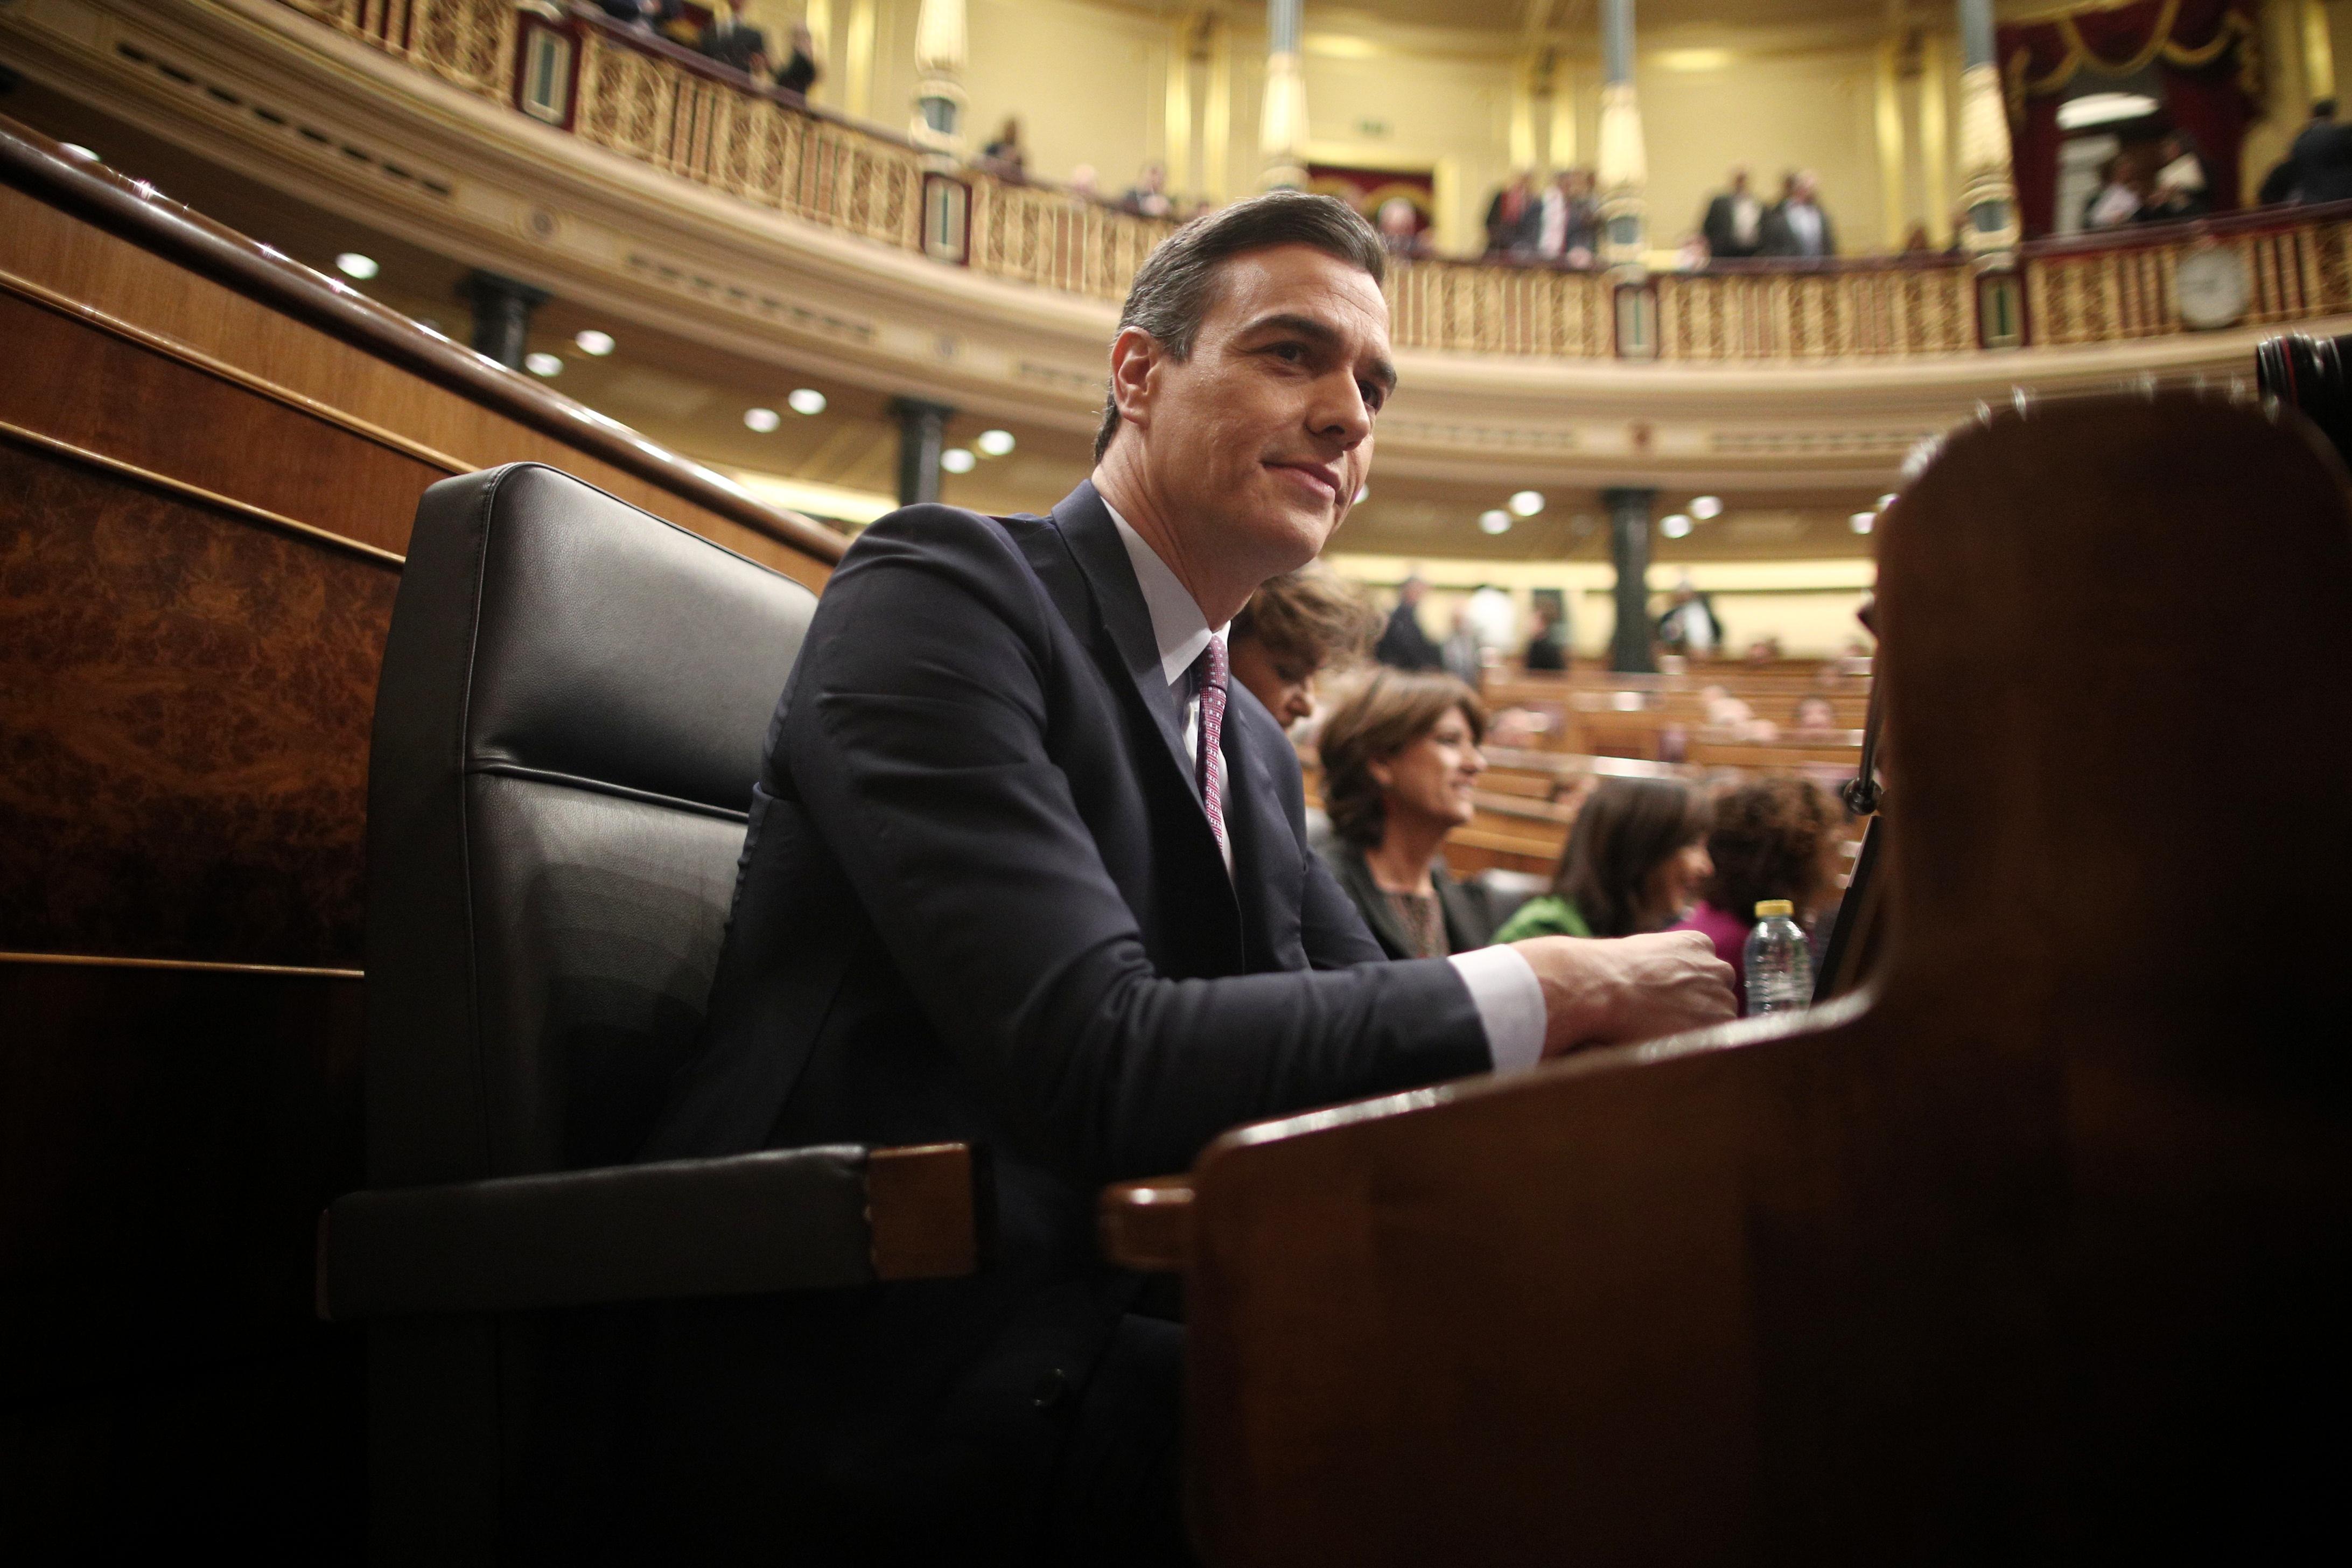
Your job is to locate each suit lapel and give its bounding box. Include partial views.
[1331,844,1413,957]
[1048,484,1201,806]
[1217,693,1305,966]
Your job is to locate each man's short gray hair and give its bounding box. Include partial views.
[1094,190,1388,462]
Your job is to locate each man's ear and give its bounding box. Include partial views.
[1107,326,1164,435]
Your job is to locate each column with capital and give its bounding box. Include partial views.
[893,398,953,507]
[1605,487,1657,675]
[1594,0,1648,268]
[1259,0,1308,190]
[911,0,967,157]
[1954,0,2018,259]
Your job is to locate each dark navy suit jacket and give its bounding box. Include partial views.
[621,482,1491,1558]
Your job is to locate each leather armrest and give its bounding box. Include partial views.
[318,1142,980,1321]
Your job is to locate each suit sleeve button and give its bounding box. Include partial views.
[1031,1368,1070,1409]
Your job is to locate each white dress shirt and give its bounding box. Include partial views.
[1104,501,1546,1074]
[1785,200,1825,256]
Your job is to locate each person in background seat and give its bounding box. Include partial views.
[1670,775,1845,1009]
[697,0,768,77]
[1374,573,1443,670]
[1228,563,1380,728]
[773,22,822,97]
[1318,669,1496,958]
[1702,165,1763,260]
[1761,170,1837,258]
[1494,777,1712,941]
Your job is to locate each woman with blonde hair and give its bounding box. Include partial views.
[1316,668,1494,958]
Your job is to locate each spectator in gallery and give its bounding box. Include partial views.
[2269,97,2352,205]
[1761,170,1837,258]
[1067,163,1102,201]
[698,0,769,77]
[2084,156,2145,230]
[1523,601,1567,671]
[1317,669,1498,960]
[1535,167,1601,264]
[1655,576,1721,656]
[1494,778,1713,942]
[1375,573,1445,670]
[1120,161,1174,219]
[980,117,1027,180]
[599,0,676,32]
[1674,232,1712,271]
[1701,164,1764,259]
[773,22,822,97]
[1227,563,1381,728]
[1484,171,1537,255]
[1377,197,1430,258]
[1671,776,1845,1011]
[2141,131,2213,222]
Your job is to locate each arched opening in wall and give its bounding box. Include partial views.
[2052,69,2167,237]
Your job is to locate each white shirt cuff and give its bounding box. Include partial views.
[1447,944,1545,1074]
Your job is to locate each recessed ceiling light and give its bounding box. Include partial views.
[1661,513,1693,538]
[975,429,1016,457]
[1877,493,1898,509]
[574,329,616,356]
[60,143,97,161]
[1689,495,1722,519]
[335,251,380,280]
[1851,512,1877,534]
[941,447,977,474]
[744,407,781,433]
[787,388,827,416]
[2057,91,2159,131]
[1478,509,1511,535]
[524,352,563,377]
[1508,489,1544,517]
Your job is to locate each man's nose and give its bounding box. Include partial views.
[1311,372,1374,449]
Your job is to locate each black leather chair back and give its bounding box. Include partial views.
[366,464,815,1189]
[362,466,820,1563]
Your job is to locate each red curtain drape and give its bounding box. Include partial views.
[1997,0,2262,236]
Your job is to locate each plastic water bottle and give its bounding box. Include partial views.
[1743,899,1814,1015]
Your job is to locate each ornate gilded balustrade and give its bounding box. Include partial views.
[1655,259,1978,360]
[2022,207,2352,346]
[275,0,2352,361]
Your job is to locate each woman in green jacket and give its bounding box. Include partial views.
[1495,776,1713,941]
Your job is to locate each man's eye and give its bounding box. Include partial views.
[1359,381,1385,411]
[1271,343,1307,362]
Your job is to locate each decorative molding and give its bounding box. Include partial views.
[0,949,365,979]
[0,264,473,474]
[0,416,408,563]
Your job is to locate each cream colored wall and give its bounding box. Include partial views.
[1629,47,1885,255]
[1326,554,1875,661]
[957,0,1169,189]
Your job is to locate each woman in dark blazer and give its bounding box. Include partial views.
[1315,667,1495,958]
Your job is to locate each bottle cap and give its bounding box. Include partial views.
[1754,899,1794,918]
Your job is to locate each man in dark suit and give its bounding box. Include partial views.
[697,0,769,76]
[628,191,1732,1562]
[1374,573,1443,669]
[1701,165,1764,259]
[2278,98,2352,205]
[1761,170,1837,258]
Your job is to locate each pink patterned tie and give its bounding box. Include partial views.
[1193,635,1228,855]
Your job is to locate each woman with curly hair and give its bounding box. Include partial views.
[1673,775,1846,1010]
[1316,668,1495,958]
[1493,777,1712,941]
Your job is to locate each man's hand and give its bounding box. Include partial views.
[1511,930,1738,1058]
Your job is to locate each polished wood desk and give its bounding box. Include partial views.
[1109,396,2352,1563]
[0,115,841,1554]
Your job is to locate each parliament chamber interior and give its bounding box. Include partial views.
[2,0,2346,1559]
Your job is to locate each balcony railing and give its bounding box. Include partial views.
[282,0,2352,360]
